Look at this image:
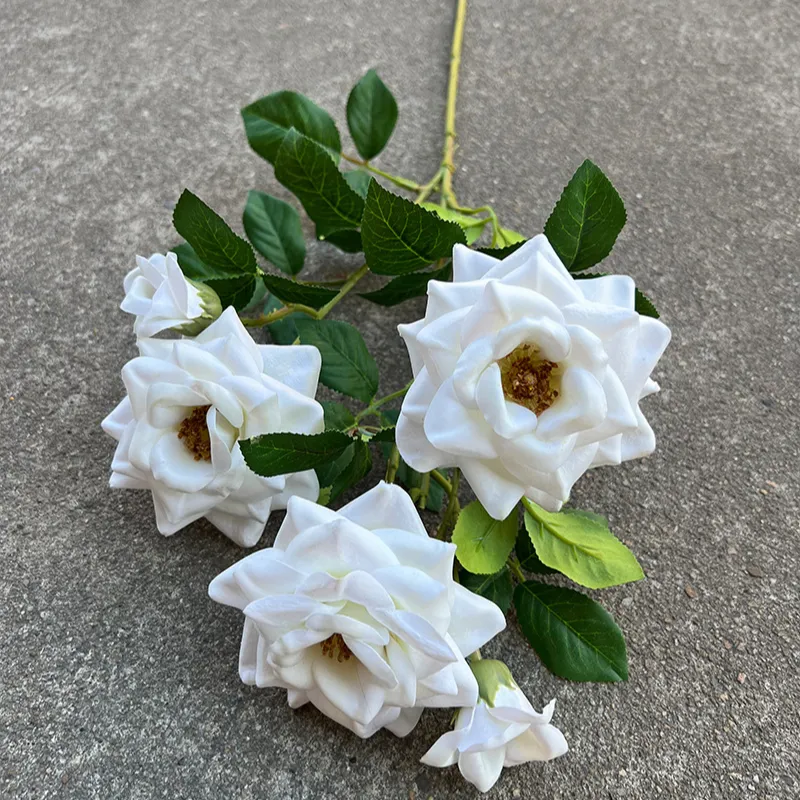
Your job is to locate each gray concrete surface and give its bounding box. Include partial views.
[1,0,799,797]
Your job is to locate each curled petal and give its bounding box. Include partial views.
[339,482,428,537]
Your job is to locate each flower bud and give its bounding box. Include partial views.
[421,657,568,793]
[173,278,222,336]
[469,658,517,706]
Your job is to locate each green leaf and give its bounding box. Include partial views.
[346,69,398,161]
[330,439,372,499]
[260,273,338,310]
[514,581,628,682]
[635,288,660,319]
[524,505,644,589]
[370,427,395,443]
[419,203,487,246]
[343,170,372,198]
[515,527,556,575]
[172,242,214,280]
[275,129,365,237]
[460,567,513,614]
[263,294,301,344]
[240,430,353,477]
[362,181,466,275]
[205,275,257,311]
[315,444,355,490]
[172,190,257,277]
[452,501,518,575]
[176,241,259,311]
[294,318,379,403]
[476,240,526,259]
[499,228,526,245]
[322,401,356,431]
[241,91,341,165]
[243,278,269,312]
[319,228,363,253]
[544,159,626,273]
[359,262,451,307]
[243,191,305,275]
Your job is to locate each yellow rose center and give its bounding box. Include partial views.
[177,405,212,461]
[497,344,561,415]
[320,633,353,663]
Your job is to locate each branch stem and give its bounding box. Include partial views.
[430,469,453,494]
[385,445,401,483]
[441,0,468,208]
[316,262,369,320]
[436,466,461,540]
[508,555,526,583]
[243,263,369,328]
[354,381,413,425]
[340,153,421,193]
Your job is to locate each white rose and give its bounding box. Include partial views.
[208,482,506,738]
[121,251,221,337]
[421,660,568,793]
[396,235,671,519]
[102,306,323,546]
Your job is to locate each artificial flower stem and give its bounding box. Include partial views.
[436,466,461,539]
[414,167,445,204]
[241,302,317,327]
[416,471,431,510]
[340,153,421,193]
[316,262,370,320]
[449,203,504,245]
[353,381,413,426]
[430,469,453,494]
[441,0,468,209]
[243,263,369,328]
[507,555,526,583]
[385,444,401,483]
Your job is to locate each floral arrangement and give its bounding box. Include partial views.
[102,0,670,792]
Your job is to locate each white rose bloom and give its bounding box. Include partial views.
[208,482,506,738]
[121,251,221,337]
[421,660,567,793]
[397,235,671,519]
[102,306,323,546]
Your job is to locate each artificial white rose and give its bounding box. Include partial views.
[208,482,506,738]
[121,251,221,337]
[396,235,671,519]
[102,306,323,546]
[421,660,567,793]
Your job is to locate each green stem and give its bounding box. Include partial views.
[316,262,369,320]
[414,167,445,204]
[244,263,369,328]
[508,555,526,583]
[385,444,401,483]
[430,468,452,494]
[441,0,468,209]
[341,153,421,193]
[468,649,482,663]
[416,471,431,510]
[353,381,413,426]
[448,203,503,245]
[436,466,461,540]
[241,302,317,327]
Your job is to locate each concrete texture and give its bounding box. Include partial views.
[1,0,799,797]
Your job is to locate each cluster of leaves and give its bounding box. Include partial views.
[455,501,639,682]
[165,68,660,684]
